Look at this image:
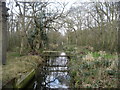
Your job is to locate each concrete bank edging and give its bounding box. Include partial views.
[14,69,35,89]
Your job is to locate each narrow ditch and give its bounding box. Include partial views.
[26,52,71,90]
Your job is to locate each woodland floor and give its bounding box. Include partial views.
[69,48,118,88]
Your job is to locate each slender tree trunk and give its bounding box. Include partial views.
[20,3,25,55]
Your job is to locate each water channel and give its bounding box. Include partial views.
[27,52,71,90]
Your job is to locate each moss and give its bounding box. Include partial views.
[15,69,35,89]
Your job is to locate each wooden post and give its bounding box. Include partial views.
[0,2,2,65]
[0,1,8,65]
[117,1,120,88]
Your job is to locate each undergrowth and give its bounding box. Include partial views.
[69,47,118,88]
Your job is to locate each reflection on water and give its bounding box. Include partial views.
[60,52,66,56]
[34,52,70,90]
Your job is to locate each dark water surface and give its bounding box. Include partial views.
[27,52,70,90]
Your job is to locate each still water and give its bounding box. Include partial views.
[29,52,70,90]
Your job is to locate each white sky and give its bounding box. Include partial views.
[10,0,120,2]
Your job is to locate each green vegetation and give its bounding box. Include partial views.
[69,46,118,88]
[7,52,21,57]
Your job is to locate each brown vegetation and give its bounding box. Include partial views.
[2,52,43,85]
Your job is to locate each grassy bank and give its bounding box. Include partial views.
[2,52,43,87]
[68,46,118,88]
